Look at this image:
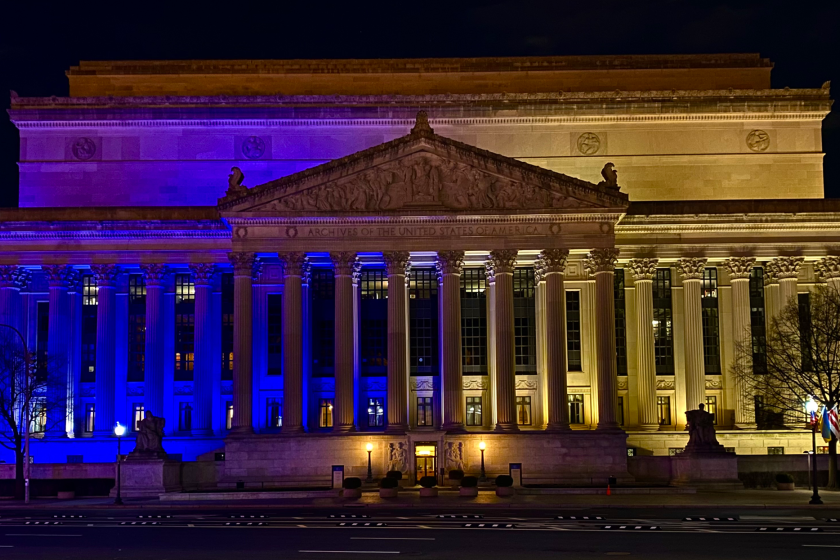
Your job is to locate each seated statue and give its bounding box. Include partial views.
[128,411,167,460]
[684,404,726,454]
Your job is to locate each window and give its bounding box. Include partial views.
[319,398,334,428]
[516,396,532,426]
[81,275,98,383]
[221,273,234,381]
[466,396,482,426]
[35,301,49,380]
[417,397,433,427]
[174,274,195,382]
[705,396,718,425]
[132,403,145,431]
[84,404,95,433]
[128,274,146,382]
[225,401,233,430]
[818,446,829,455]
[267,294,282,376]
[767,447,785,455]
[178,402,192,431]
[266,398,282,428]
[653,269,674,374]
[701,268,721,374]
[568,394,585,424]
[617,396,625,427]
[409,269,438,374]
[513,268,536,372]
[311,269,335,375]
[799,292,813,371]
[31,398,46,433]
[657,396,672,425]
[461,268,487,373]
[360,269,388,373]
[749,268,768,374]
[566,291,582,371]
[367,397,384,428]
[668,448,684,456]
[615,270,628,375]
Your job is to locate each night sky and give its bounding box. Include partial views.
[2,0,838,207]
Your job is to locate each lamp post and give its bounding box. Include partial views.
[805,397,823,505]
[0,323,31,505]
[114,422,125,505]
[365,443,373,483]
[479,441,486,482]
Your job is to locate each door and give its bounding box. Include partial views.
[414,443,437,484]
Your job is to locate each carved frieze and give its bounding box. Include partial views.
[174,385,193,396]
[220,383,233,395]
[515,379,538,390]
[584,248,620,275]
[656,379,675,390]
[363,378,387,392]
[617,379,628,390]
[411,378,434,391]
[80,384,95,397]
[436,251,465,276]
[126,384,144,397]
[723,257,755,280]
[705,377,722,390]
[330,252,358,276]
[310,378,336,392]
[772,256,804,279]
[278,252,307,277]
[488,250,518,275]
[462,378,489,390]
[628,258,658,280]
[815,256,840,281]
[190,263,216,286]
[539,249,569,275]
[90,264,119,287]
[676,257,707,280]
[383,251,411,277]
[141,264,168,287]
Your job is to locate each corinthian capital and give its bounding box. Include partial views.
[534,257,544,283]
[330,252,358,276]
[723,257,755,280]
[141,263,169,287]
[436,251,465,276]
[189,263,216,286]
[278,252,307,277]
[228,252,256,276]
[584,248,620,275]
[488,250,518,275]
[628,258,659,280]
[772,256,804,279]
[539,249,569,275]
[815,256,840,281]
[676,257,707,280]
[91,264,120,287]
[0,266,27,289]
[42,265,78,288]
[383,251,411,277]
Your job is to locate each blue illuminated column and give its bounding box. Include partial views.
[228,252,256,435]
[142,264,168,418]
[92,264,119,436]
[43,265,76,438]
[191,264,216,436]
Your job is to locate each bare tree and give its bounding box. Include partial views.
[0,330,67,500]
[733,283,840,488]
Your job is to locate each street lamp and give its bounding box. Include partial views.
[365,443,373,483]
[114,422,126,505]
[0,323,31,505]
[805,397,823,505]
[478,441,487,482]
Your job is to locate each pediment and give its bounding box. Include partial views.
[218,114,629,215]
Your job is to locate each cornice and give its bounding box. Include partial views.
[0,230,230,240]
[224,213,624,226]
[616,221,840,235]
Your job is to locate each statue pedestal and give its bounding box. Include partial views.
[111,458,182,498]
[671,451,742,491]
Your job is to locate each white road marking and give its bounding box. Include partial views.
[0,545,13,547]
[5,534,82,537]
[299,551,399,555]
[804,545,840,548]
[351,537,435,541]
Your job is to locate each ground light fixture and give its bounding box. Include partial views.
[365,443,373,482]
[805,397,822,505]
[114,422,126,505]
[479,441,487,482]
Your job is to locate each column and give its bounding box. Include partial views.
[628,258,660,431]
[489,250,519,432]
[437,251,466,432]
[774,256,804,311]
[485,260,498,429]
[817,256,840,291]
[676,257,707,413]
[142,264,167,418]
[533,259,546,429]
[278,252,306,433]
[383,252,410,433]
[191,264,215,436]
[539,249,570,431]
[331,252,357,433]
[92,264,118,436]
[586,249,621,430]
[723,257,756,428]
[228,252,256,435]
[44,266,76,438]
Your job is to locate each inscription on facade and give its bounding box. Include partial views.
[298,223,546,238]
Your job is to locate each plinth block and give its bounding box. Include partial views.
[113,459,183,497]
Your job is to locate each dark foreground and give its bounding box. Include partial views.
[1,505,840,559]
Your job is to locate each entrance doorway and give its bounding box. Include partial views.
[414,443,437,484]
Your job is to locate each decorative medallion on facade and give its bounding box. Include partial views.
[628,258,658,280]
[241,136,266,159]
[141,263,169,287]
[746,129,770,152]
[676,257,708,280]
[71,137,97,161]
[90,264,119,287]
[436,251,465,276]
[584,248,620,275]
[576,132,601,155]
[722,257,755,279]
[488,250,518,275]
[772,256,804,279]
[383,251,411,277]
[539,249,569,275]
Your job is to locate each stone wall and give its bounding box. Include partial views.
[627,430,814,457]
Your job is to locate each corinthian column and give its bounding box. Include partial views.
[228,253,256,435]
[331,252,357,433]
[91,264,118,436]
[190,264,216,436]
[437,251,466,432]
[676,257,707,413]
[723,257,756,428]
[383,252,410,433]
[773,256,804,311]
[278,252,307,433]
[816,256,840,291]
[44,266,76,437]
[586,249,621,430]
[0,266,26,336]
[489,250,519,432]
[142,264,168,418]
[629,258,660,431]
[540,249,571,431]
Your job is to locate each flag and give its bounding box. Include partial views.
[829,406,840,441]
[819,406,832,443]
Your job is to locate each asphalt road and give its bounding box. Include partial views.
[1,507,840,559]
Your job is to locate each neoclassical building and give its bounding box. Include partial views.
[1,54,837,484]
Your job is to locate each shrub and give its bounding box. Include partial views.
[495,475,513,488]
[461,476,478,488]
[380,477,399,489]
[343,477,362,490]
[419,476,437,489]
[386,470,403,480]
[448,469,464,480]
[775,473,794,484]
